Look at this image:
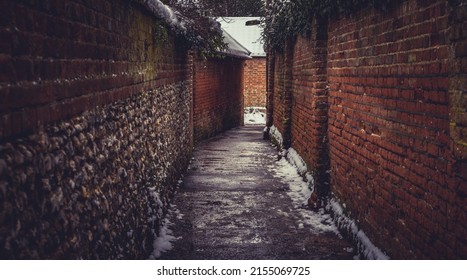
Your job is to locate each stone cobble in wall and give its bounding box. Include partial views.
[0,0,191,139]
[0,82,192,259]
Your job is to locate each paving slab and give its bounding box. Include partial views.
[158,126,354,259]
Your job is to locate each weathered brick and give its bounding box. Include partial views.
[193,56,244,142]
[268,0,466,259]
[244,57,267,107]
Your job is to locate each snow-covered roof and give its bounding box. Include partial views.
[221,28,251,59]
[218,17,266,57]
[132,1,250,59]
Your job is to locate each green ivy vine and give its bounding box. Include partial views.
[263,0,397,52]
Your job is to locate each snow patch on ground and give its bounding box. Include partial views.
[286,148,308,177]
[271,154,340,235]
[273,157,311,206]
[327,198,389,260]
[149,213,180,259]
[268,126,389,259]
[244,107,266,125]
[148,178,184,259]
[269,125,283,148]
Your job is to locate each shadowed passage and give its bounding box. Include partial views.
[156,126,354,259]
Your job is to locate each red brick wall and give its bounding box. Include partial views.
[449,1,467,176]
[0,0,191,139]
[270,39,294,148]
[290,18,329,195]
[268,0,467,259]
[266,55,275,127]
[244,57,266,107]
[327,0,466,259]
[193,56,245,142]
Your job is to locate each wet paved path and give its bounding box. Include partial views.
[159,126,354,259]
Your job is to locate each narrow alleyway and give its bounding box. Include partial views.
[157,126,355,259]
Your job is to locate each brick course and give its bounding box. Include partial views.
[290,18,329,196]
[0,0,192,140]
[267,0,466,259]
[193,56,244,142]
[244,57,266,107]
[270,39,294,148]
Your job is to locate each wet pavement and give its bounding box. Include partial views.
[159,125,354,259]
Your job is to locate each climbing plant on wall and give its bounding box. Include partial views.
[139,0,227,57]
[263,0,396,52]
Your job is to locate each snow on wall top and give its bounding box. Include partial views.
[218,17,266,57]
[132,1,249,59]
[133,0,187,32]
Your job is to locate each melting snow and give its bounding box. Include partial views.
[286,148,308,176]
[149,215,179,259]
[327,199,389,260]
[271,153,340,235]
[135,0,186,32]
[269,125,389,259]
[148,177,185,259]
[269,125,283,147]
[244,107,266,125]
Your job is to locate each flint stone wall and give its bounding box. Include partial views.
[0,82,192,259]
[0,0,195,259]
